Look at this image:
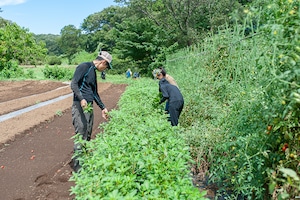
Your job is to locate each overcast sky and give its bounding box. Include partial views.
[0,0,117,34]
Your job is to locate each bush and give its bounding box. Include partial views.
[47,56,62,65]
[0,60,27,79]
[42,65,72,80]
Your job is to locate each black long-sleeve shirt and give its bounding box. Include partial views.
[70,62,105,110]
[159,78,184,104]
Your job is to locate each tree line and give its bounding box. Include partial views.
[0,0,253,75]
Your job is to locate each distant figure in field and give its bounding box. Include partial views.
[101,71,106,80]
[133,71,140,79]
[125,68,132,78]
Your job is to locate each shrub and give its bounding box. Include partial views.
[42,65,72,80]
[0,60,26,79]
[47,56,62,65]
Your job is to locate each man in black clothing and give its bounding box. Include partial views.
[156,70,184,126]
[70,51,112,172]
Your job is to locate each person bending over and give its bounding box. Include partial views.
[156,70,184,126]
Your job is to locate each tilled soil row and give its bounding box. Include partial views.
[0,81,127,200]
[0,85,71,116]
[0,80,68,103]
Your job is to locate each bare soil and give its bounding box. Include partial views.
[0,80,127,200]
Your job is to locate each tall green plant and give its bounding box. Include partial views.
[257,0,300,198]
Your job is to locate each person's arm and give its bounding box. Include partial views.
[159,83,169,104]
[159,96,168,104]
[93,79,108,119]
[94,92,108,120]
[70,64,86,101]
[93,92,105,110]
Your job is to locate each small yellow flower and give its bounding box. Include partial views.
[244,9,249,14]
[282,100,286,105]
[279,54,284,58]
[273,30,277,35]
[288,0,293,3]
[289,10,296,15]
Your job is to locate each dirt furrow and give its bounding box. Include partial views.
[0,96,73,146]
[0,85,71,116]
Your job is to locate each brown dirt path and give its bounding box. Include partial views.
[0,80,127,200]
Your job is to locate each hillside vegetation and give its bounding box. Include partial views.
[167,0,299,199]
[71,0,299,199]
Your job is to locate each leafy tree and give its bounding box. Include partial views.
[81,6,124,33]
[202,0,241,31]
[34,34,62,56]
[0,17,6,27]
[0,21,47,67]
[80,6,126,53]
[114,16,176,75]
[58,25,82,64]
[116,0,243,47]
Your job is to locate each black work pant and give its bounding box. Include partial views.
[168,100,184,126]
[72,101,94,141]
[71,101,94,171]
